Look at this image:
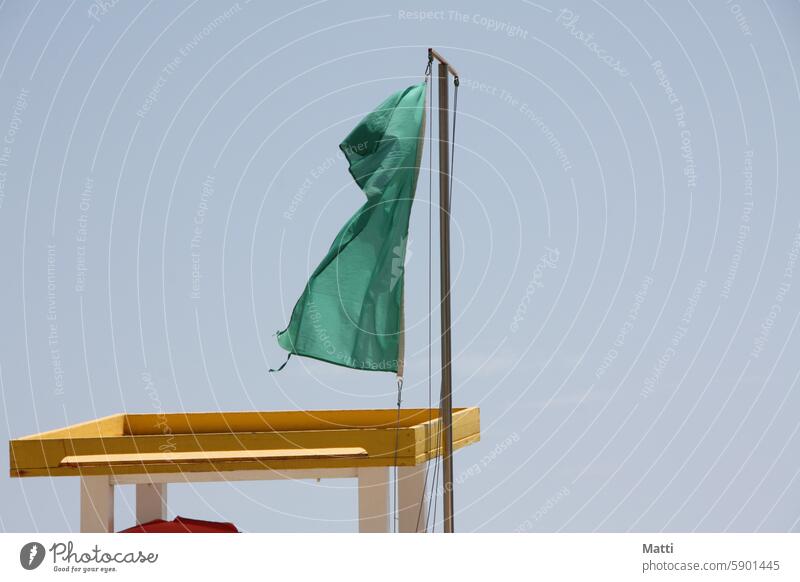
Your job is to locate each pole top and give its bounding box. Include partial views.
[428,48,459,81]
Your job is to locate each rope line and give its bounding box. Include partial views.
[392,375,404,533]
[414,67,435,533]
[450,79,459,211]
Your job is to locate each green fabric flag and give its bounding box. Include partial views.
[276,82,427,373]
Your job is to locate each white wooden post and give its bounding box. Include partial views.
[136,482,167,524]
[80,476,114,533]
[357,467,389,533]
[398,463,428,532]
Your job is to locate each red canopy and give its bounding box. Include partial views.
[120,516,239,533]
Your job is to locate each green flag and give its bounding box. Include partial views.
[276,82,427,373]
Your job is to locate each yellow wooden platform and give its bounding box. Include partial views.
[9,408,480,478]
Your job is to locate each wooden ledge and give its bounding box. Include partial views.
[60,447,368,468]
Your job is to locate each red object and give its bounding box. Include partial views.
[119,516,239,533]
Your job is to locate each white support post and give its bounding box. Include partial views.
[80,476,115,533]
[357,467,390,533]
[397,463,428,533]
[136,482,168,524]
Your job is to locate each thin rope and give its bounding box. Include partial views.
[429,434,442,532]
[449,78,459,210]
[268,352,291,372]
[389,64,436,534]
[414,69,435,533]
[391,375,404,533]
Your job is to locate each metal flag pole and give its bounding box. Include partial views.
[429,48,458,534]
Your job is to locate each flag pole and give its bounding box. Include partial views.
[429,48,457,534]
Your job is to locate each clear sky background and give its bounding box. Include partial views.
[1,0,800,532]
